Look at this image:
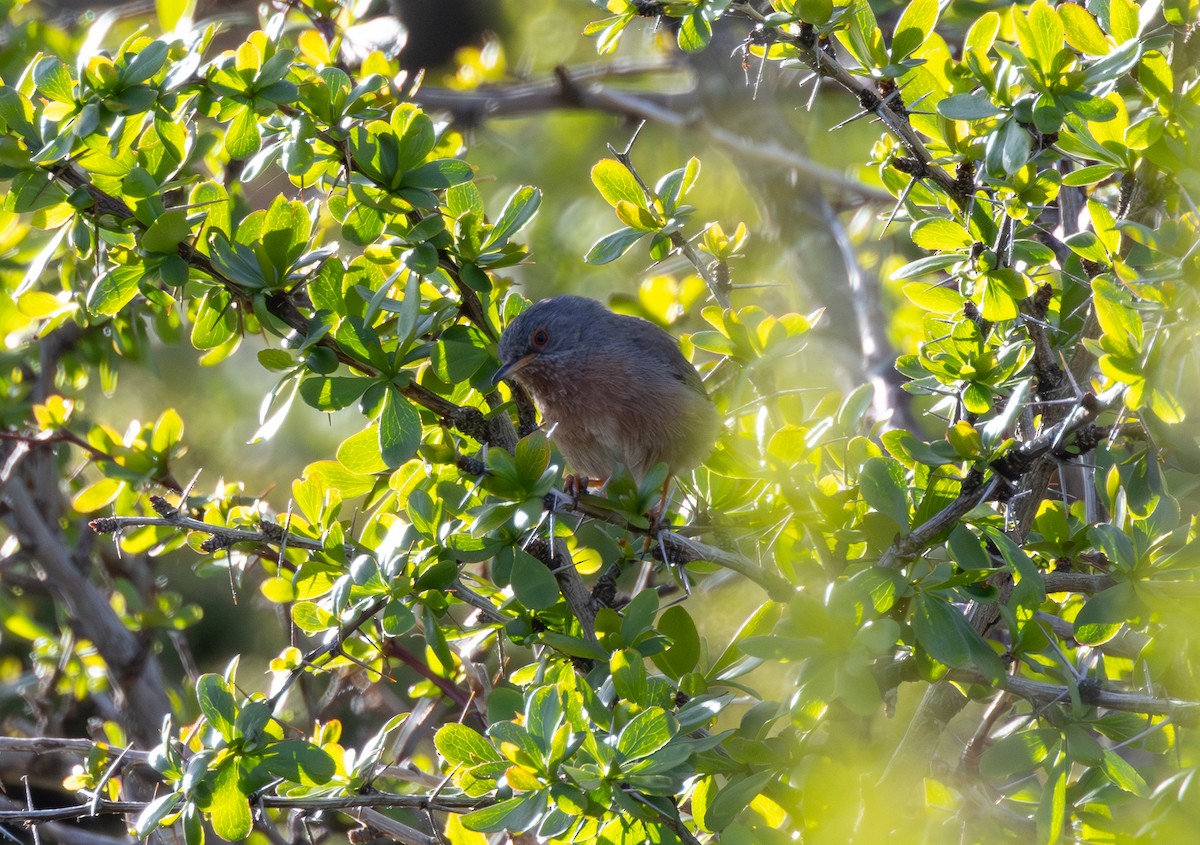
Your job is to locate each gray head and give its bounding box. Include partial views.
[492,295,612,389]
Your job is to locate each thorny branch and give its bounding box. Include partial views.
[45,162,516,452]
[0,792,491,825]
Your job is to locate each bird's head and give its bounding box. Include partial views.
[492,295,606,390]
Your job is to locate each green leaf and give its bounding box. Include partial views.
[903,282,966,314]
[196,674,238,742]
[1064,93,1118,122]
[985,525,1045,621]
[946,420,983,459]
[678,11,712,52]
[403,158,474,189]
[1139,50,1173,105]
[1074,583,1136,645]
[190,181,231,241]
[610,646,649,704]
[796,0,833,23]
[225,106,261,160]
[911,217,973,250]
[859,457,909,530]
[258,349,294,372]
[979,730,1056,778]
[337,425,386,474]
[891,254,962,280]
[342,203,384,246]
[1083,38,1141,84]
[913,593,1005,678]
[616,707,677,762]
[702,770,774,831]
[1108,0,1140,42]
[300,460,376,498]
[614,199,660,232]
[651,605,700,679]
[1148,387,1185,424]
[381,599,415,636]
[1065,231,1110,264]
[977,268,1030,322]
[87,264,142,315]
[938,92,1004,121]
[1062,164,1118,187]
[191,288,238,350]
[1023,1,1064,73]
[655,157,701,207]
[378,388,421,468]
[486,186,541,246]
[261,197,311,274]
[151,407,184,453]
[392,104,436,172]
[1059,3,1110,55]
[436,722,502,766]
[135,794,184,838]
[292,601,336,634]
[299,376,371,411]
[891,0,938,63]
[591,159,645,210]
[33,56,75,103]
[584,227,646,264]
[1036,759,1066,845]
[157,0,196,31]
[122,41,169,85]
[620,588,659,644]
[462,792,546,834]
[510,550,560,610]
[256,740,336,786]
[209,762,252,841]
[839,0,888,68]
[1100,748,1149,796]
[1092,278,1142,359]
[72,477,123,512]
[141,209,190,254]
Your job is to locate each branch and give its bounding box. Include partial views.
[412,70,890,205]
[878,385,1122,570]
[89,495,324,554]
[89,496,510,625]
[545,490,793,599]
[1041,571,1115,594]
[46,162,517,451]
[606,129,731,308]
[769,23,967,205]
[0,792,490,825]
[0,474,171,748]
[0,795,134,845]
[526,536,601,643]
[946,669,1200,720]
[0,736,150,764]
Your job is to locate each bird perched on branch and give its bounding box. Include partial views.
[492,295,720,494]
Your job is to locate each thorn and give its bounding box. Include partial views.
[881,177,919,237]
[907,91,933,109]
[829,108,873,131]
[805,74,822,111]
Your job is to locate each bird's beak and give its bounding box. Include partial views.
[491,353,536,387]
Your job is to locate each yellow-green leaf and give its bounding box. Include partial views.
[590,159,645,210]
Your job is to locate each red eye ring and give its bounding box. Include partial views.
[530,327,550,349]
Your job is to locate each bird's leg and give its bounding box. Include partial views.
[643,476,675,553]
[564,474,590,504]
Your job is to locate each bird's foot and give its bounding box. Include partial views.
[564,474,590,505]
[642,505,672,553]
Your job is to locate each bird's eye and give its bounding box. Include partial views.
[530,327,550,349]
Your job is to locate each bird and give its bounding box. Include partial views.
[491,295,720,494]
